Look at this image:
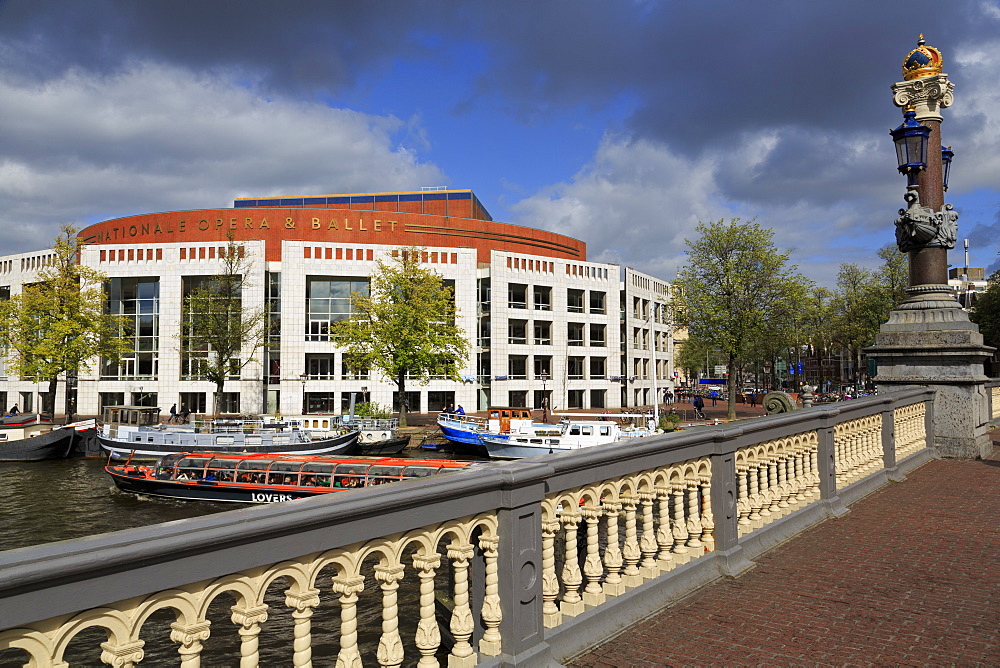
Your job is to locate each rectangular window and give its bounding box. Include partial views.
[589,324,606,347]
[508,319,527,345]
[508,283,528,309]
[305,276,369,341]
[104,276,160,380]
[508,355,527,380]
[533,356,552,378]
[568,322,584,347]
[217,392,240,414]
[567,288,584,313]
[306,354,336,379]
[589,291,606,314]
[533,286,552,311]
[532,320,551,345]
[567,389,585,409]
[568,356,585,379]
[590,357,606,379]
[306,392,338,414]
[590,389,606,409]
[179,392,207,415]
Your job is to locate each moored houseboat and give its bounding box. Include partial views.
[435,407,534,448]
[106,451,482,503]
[0,414,77,462]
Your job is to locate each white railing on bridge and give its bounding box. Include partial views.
[0,389,936,667]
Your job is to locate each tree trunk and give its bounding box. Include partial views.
[45,376,58,416]
[726,353,737,421]
[396,371,408,428]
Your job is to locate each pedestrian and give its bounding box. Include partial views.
[750,392,757,409]
[710,390,718,406]
[456,405,465,415]
[169,403,177,424]
[8,403,19,415]
[178,404,190,422]
[693,395,705,419]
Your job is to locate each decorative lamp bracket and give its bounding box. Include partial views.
[893,186,958,253]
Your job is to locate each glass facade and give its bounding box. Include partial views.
[306,276,369,341]
[103,277,159,380]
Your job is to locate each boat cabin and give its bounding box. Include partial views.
[154,452,474,489]
[486,407,534,434]
[102,406,160,427]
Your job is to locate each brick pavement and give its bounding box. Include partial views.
[569,436,1000,667]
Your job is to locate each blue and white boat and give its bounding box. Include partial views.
[478,416,656,459]
[435,407,534,447]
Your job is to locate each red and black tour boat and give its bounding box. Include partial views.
[106,451,483,503]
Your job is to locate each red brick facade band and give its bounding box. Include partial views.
[79,208,587,264]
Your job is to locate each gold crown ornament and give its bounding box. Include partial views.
[902,34,943,80]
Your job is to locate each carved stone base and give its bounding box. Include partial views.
[866,296,994,460]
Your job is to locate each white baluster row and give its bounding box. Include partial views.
[894,403,927,460]
[834,415,882,488]
[735,432,819,537]
[0,515,501,668]
[540,458,713,629]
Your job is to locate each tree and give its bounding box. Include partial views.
[970,270,1000,353]
[0,225,131,418]
[675,218,810,419]
[332,248,470,427]
[180,233,268,415]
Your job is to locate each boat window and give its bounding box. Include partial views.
[489,410,500,418]
[268,471,299,485]
[600,426,611,436]
[236,460,270,471]
[334,475,365,489]
[401,466,440,477]
[530,439,543,444]
[569,426,581,435]
[335,464,367,475]
[0,434,7,441]
[300,472,332,487]
[367,465,402,477]
[546,439,560,445]
[273,435,290,444]
[245,435,262,445]
[301,463,336,475]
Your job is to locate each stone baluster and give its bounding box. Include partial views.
[746,463,763,528]
[284,590,320,668]
[332,574,365,668]
[756,462,773,522]
[637,492,658,578]
[654,485,674,572]
[230,604,268,668]
[684,482,704,553]
[412,553,443,666]
[776,456,791,512]
[699,477,715,552]
[558,510,585,616]
[670,485,690,565]
[809,447,821,496]
[540,519,562,628]
[766,459,782,515]
[375,564,405,668]
[792,450,807,503]
[447,542,477,667]
[620,495,642,588]
[601,501,625,596]
[477,535,502,656]
[170,620,211,668]
[580,505,606,606]
[100,640,144,668]
[736,465,752,535]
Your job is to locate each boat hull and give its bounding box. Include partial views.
[99,429,359,459]
[356,435,410,455]
[437,421,483,446]
[107,469,341,503]
[0,427,76,462]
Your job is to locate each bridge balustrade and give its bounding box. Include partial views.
[0,389,936,667]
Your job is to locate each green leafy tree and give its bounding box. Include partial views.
[0,225,131,417]
[333,248,469,427]
[180,233,268,415]
[970,270,1000,353]
[675,218,810,419]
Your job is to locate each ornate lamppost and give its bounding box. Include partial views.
[866,34,994,459]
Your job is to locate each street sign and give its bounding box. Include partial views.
[699,378,726,384]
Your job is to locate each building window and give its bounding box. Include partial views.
[341,361,369,380]
[533,320,551,345]
[508,283,528,309]
[568,389,585,409]
[393,391,420,412]
[590,357,606,379]
[590,389,606,408]
[508,390,527,407]
[103,276,160,380]
[306,354,336,379]
[306,392,337,414]
[180,392,207,415]
[533,356,552,378]
[427,391,455,412]
[568,322,584,346]
[218,392,240,414]
[568,356,585,379]
[567,289,584,313]
[589,291,606,314]
[306,276,369,341]
[99,392,125,411]
[508,355,527,380]
[589,324,606,347]
[533,286,552,311]
[508,320,527,345]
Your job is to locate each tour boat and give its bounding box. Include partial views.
[435,407,534,448]
[98,406,360,460]
[478,414,657,460]
[0,414,78,462]
[266,415,410,455]
[106,451,482,503]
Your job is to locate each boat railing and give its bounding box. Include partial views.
[343,417,399,431]
[438,412,488,427]
[192,419,266,434]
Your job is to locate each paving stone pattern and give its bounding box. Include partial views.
[570,439,1000,667]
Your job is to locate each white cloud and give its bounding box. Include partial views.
[0,62,446,253]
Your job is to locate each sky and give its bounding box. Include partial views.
[0,0,998,287]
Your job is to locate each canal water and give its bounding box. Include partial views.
[0,448,487,666]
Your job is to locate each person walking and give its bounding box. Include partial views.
[168,403,177,424]
[750,392,758,409]
[710,390,718,407]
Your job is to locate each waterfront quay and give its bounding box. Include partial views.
[1,388,997,666]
